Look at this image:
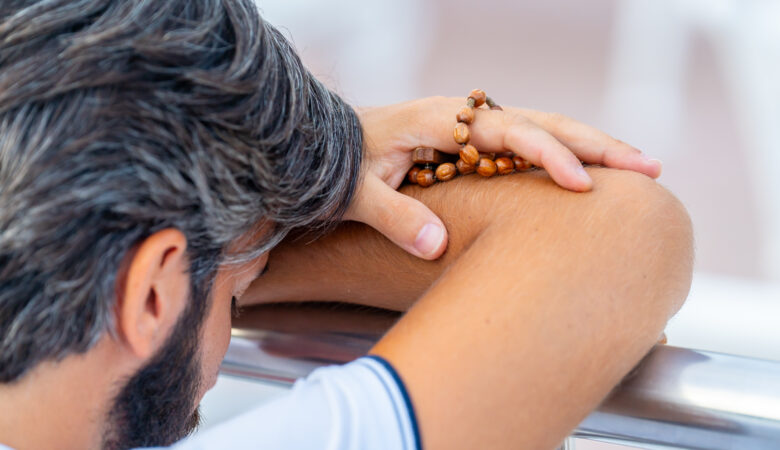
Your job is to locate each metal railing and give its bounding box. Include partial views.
[224,302,780,449]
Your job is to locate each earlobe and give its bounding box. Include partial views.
[115,229,190,359]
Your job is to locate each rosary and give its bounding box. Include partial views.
[406,89,535,187]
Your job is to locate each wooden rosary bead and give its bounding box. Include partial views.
[495,156,514,175]
[469,89,487,107]
[402,89,508,187]
[456,106,475,124]
[513,156,532,170]
[453,122,470,144]
[412,147,446,164]
[407,166,421,184]
[417,168,435,187]
[456,158,476,175]
[435,162,457,181]
[476,158,497,177]
[459,144,480,166]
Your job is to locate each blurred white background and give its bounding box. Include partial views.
[201,0,780,445]
[258,0,780,280]
[253,0,780,358]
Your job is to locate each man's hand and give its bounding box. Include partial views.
[344,96,663,260]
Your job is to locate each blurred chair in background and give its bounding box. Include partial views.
[604,0,780,280]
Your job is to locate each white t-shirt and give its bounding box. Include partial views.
[169,355,420,450]
[0,356,421,450]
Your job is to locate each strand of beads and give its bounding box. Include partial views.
[406,89,534,187]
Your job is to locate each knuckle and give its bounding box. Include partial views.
[428,95,449,104]
[545,111,570,130]
[505,122,547,160]
[419,95,449,112]
[506,119,536,139]
[375,196,416,233]
[409,96,455,126]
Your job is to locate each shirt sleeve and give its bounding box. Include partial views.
[169,355,421,450]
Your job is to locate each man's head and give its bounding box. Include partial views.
[0,0,362,448]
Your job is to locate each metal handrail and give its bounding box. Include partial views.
[224,303,780,449]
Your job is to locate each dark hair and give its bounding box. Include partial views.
[103,276,208,449]
[0,0,363,382]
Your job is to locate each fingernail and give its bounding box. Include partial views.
[640,152,663,165]
[414,223,445,257]
[575,165,592,183]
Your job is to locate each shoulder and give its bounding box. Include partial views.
[170,357,420,450]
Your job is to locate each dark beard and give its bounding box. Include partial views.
[102,290,207,449]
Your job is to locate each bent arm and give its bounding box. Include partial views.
[242,167,562,311]
[243,167,694,449]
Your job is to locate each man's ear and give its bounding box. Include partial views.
[116,228,190,359]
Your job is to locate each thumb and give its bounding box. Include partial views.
[345,174,448,260]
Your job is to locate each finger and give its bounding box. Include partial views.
[515,110,662,179]
[411,98,661,180]
[409,97,506,153]
[344,174,448,260]
[410,101,592,192]
[502,120,594,192]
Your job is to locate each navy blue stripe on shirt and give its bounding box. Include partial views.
[366,355,422,450]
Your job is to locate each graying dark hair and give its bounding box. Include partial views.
[0,0,363,382]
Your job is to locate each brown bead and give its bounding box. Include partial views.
[476,158,497,177]
[417,168,435,187]
[495,157,514,175]
[479,152,495,160]
[435,162,457,181]
[469,89,487,107]
[407,166,421,184]
[456,158,476,175]
[513,156,532,170]
[412,147,446,164]
[456,106,475,124]
[459,144,479,166]
[453,122,470,144]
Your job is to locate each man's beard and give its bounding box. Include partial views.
[103,287,208,449]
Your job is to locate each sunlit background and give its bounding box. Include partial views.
[254,0,780,358]
[201,0,780,445]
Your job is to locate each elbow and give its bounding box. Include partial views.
[593,168,695,323]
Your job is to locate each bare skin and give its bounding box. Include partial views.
[244,166,694,449]
[346,97,663,261]
[0,99,674,450]
[0,93,672,448]
[0,231,265,450]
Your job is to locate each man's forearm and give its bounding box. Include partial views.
[370,168,693,449]
[244,167,693,450]
[243,169,505,311]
